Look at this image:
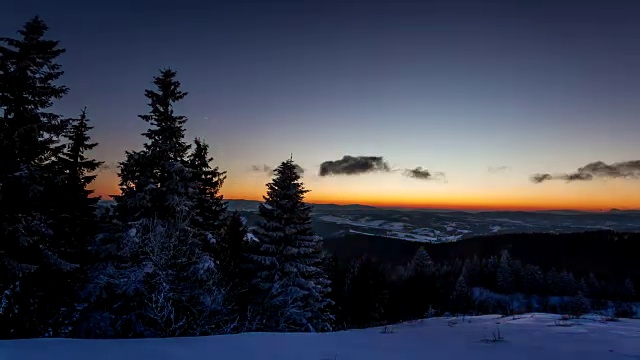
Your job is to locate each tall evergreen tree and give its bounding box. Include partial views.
[558,270,578,296]
[56,108,103,263]
[215,211,254,331]
[403,247,436,319]
[115,68,193,222]
[217,211,249,290]
[407,246,434,277]
[42,108,104,335]
[87,69,225,338]
[0,17,72,338]
[250,158,333,332]
[496,250,513,294]
[586,273,601,299]
[450,271,472,317]
[188,138,227,246]
[523,264,544,294]
[621,278,636,301]
[546,268,562,296]
[338,256,388,328]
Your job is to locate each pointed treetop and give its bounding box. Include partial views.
[272,158,305,185]
[148,68,187,104]
[18,16,48,39]
[1,15,67,106]
[62,107,103,183]
[141,68,188,119]
[408,246,434,276]
[260,158,310,215]
[138,68,190,161]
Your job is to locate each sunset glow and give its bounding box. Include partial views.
[92,170,640,211]
[4,1,636,212]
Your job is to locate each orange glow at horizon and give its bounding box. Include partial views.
[91,174,640,212]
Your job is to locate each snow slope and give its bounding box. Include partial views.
[1,314,639,360]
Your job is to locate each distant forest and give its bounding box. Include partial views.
[0,17,637,340]
[325,230,639,328]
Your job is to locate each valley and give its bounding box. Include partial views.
[226,200,640,242]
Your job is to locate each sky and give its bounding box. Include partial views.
[2,0,640,211]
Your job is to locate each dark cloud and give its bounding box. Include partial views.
[252,164,274,174]
[530,173,553,184]
[563,172,594,181]
[488,165,510,174]
[530,160,640,184]
[319,155,390,176]
[252,164,304,176]
[577,160,640,178]
[403,167,445,181]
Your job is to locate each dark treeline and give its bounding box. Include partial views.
[325,230,640,278]
[0,17,637,340]
[325,231,640,329]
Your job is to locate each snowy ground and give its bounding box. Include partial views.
[2,313,639,359]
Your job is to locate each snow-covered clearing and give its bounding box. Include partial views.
[491,218,533,226]
[2,313,638,360]
[323,215,468,243]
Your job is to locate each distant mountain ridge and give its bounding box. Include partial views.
[98,198,639,214]
[225,199,377,212]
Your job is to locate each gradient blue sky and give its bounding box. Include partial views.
[2,0,639,209]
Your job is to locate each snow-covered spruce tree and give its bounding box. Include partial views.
[568,291,590,318]
[450,271,472,317]
[215,211,256,331]
[188,138,227,248]
[403,246,436,319]
[217,211,250,290]
[407,246,434,277]
[523,264,544,295]
[56,108,103,263]
[339,256,388,328]
[115,68,192,222]
[496,250,513,294]
[87,69,225,338]
[586,273,601,299]
[621,278,636,302]
[250,158,333,332]
[558,270,578,296]
[0,17,75,338]
[42,108,104,336]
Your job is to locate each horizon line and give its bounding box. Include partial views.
[219,198,638,213]
[95,195,637,213]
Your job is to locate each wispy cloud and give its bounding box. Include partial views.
[252,164,304,176]
[488,165,510,174]
[251,164,274,174]
[402,166,445,181]
[319,155,390,176]
[530,160,640,184]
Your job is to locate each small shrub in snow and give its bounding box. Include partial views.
[613,302,634,319]
[599,315,620,323]
[559,314,573,321]
[380,325,395,334]
[425,304,436,318]
[568,292,590,318]
[553,319,575,327]
[481,325,505,343]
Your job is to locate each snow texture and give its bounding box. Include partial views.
[1,313,638,359]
